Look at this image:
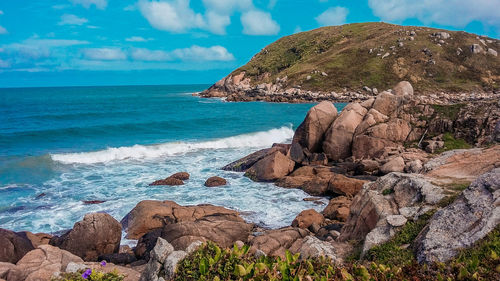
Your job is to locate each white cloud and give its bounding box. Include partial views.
[59,14,88,26]
[316,7,348,26]
[293,26,302,34]
[83,48,127,60]
[205,11,230,35]
[241,10,280,35]
[202,0,253,13]
[131,45,235,61]
[368,0,500,30]
[70,0,108,10]
[124,4,137,11]
[0,26,7,35]
[125,36,153,42]
[138,0,205,33]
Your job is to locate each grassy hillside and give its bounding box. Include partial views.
[233,22,500,93]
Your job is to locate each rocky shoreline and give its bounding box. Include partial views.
[1,81,499,280]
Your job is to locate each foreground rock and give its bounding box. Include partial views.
[322,196,351,222]
[6,245,83,281]
[291,209,324,229]
[204,176,227,187]
[339,172,445,253]
[50,213,122,261]
[121,200,243,239]
[0,229,34,264]
[415,168,500,263]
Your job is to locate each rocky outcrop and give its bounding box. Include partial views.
[0,229,34,264]
[204,176,227,187]
[244,151,295,181]
[415,168,500,263]
[222,144,289,172]
[50,213,122,261]
[7,245,83,281]
[291,209,324,229]
[322,196,351,222]
[292,101,338,153]
[339,173,445,253]
[121,200,241,239]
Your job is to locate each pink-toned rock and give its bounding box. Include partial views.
[380,157,406,174]
[292,101,338,153]
[121,200,242,239]
[328,174,367,197]
[372,92,402,117]
[323,103,368,161]
[204,176,227,187]
[245,151,295,181]
[352,135,398,159]
[322,196,351,222]
[291,209,324,229]
[392,81,414,96]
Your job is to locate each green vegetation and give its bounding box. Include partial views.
[54,270,124,281]
[382,188,394,196]
[233,22,500,93]
[175,224,500,280]
[437,182,471,208]
[436,133,472,153]
[431,104,466,120]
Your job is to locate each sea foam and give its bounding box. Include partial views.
[51,126,294,164]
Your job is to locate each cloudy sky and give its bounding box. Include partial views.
[0,0,499,87]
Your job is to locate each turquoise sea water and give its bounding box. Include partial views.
[0,85,344,235]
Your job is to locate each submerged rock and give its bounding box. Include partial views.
[415,168,500,263]
[204,176,227,187]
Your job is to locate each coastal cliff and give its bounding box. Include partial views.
[200,22,500,103]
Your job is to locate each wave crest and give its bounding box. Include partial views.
[51,126,294,164]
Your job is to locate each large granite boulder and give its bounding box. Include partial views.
[322,196,351,222]
[222,144,289,172]
[7,245,83,281]
[244,151,295,181]
[339,173,445,253]
[160,215,253,250]
[0,229,34,264]
[328,173,367,196]
[249,227,309,258]
[121,200,240,239]
[292,101,338,153]
[275,166,333,196]
[50,213,122,261]
[415,168,500,263]
[291,209,324,229]
[392,81,414,96]
[323,103,368,161]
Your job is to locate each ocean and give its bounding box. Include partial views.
[0,85,344,237]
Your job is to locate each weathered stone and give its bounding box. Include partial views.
[415,168,500,263]
[372,92,402,117]
[386,215,407,227]
[149,177,184,186]
[292,209,324,229]
[295,236,337,261]
[322,196,351,222]
[164,251,187,280]
[0,262,16,280]
[392,81,413,96]
[323,103,368,161]
[380,157,405,174]
[249,227,309,258]
[352,135,397,160]
[0,229,34,264]
[204,176,227,187]
[245,151,295,181]
[328,174,367,196]
[276,166,333,196]
[151,238,174,264]
[121,200,241,239]
[50,213,121,261]
[292,101,338,153]
[170,172,190,180]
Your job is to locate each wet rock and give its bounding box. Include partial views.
[170,172,190,180]
[149,177,184,186]
[0,228,35,264]
[292,101,338,153]
[82,200,106,205]
[121,200,241,239]
[415,168,500,263]
[244,151,295,182]
[204,176,227,187]
[50,213,122,261]
[292,209,324,229]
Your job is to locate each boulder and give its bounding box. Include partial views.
[352,135,397,159]
[249,227,309,257]
[0,229,34,264]
[339,173,445,253]
[170,172,190,180]
[392,81,413,96]
[160,215,253,250]
[292,101,338,153]
[134,229,163,261]
[328,174,367,196]
[244,151,295,182]
[276,166,333,196]
[293,236,337,261]
[0,262,16,280]
[323,103,368,161]
[372,92,402,117]
[139,238,175,281]
[149,177,184,186]
[415,168,500,263]
[7,245,83,281]
[380,156,405,174]
[16,232,52,248]
[121,200,241,239]
[322,196,351,222]
[98,253,137,265]
[364,119,411,143]
[50,213,122,261]
[222,145,289,172]
[163,251,187,280]
[204,176,227,187]
[291,209,324,229]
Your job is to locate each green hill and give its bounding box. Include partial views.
[223,22,500,94]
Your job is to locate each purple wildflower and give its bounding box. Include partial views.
[81,269,92,279]
[100,260,107,267]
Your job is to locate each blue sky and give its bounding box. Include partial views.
[0,0,499,87]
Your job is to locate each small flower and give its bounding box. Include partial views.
[81,269,92,279]
[100,260,107,267]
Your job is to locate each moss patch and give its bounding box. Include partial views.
[435,132,472,153]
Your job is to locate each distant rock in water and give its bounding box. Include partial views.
[82,200,106,205]
[204,176,227,187]
[150,172,190,186]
